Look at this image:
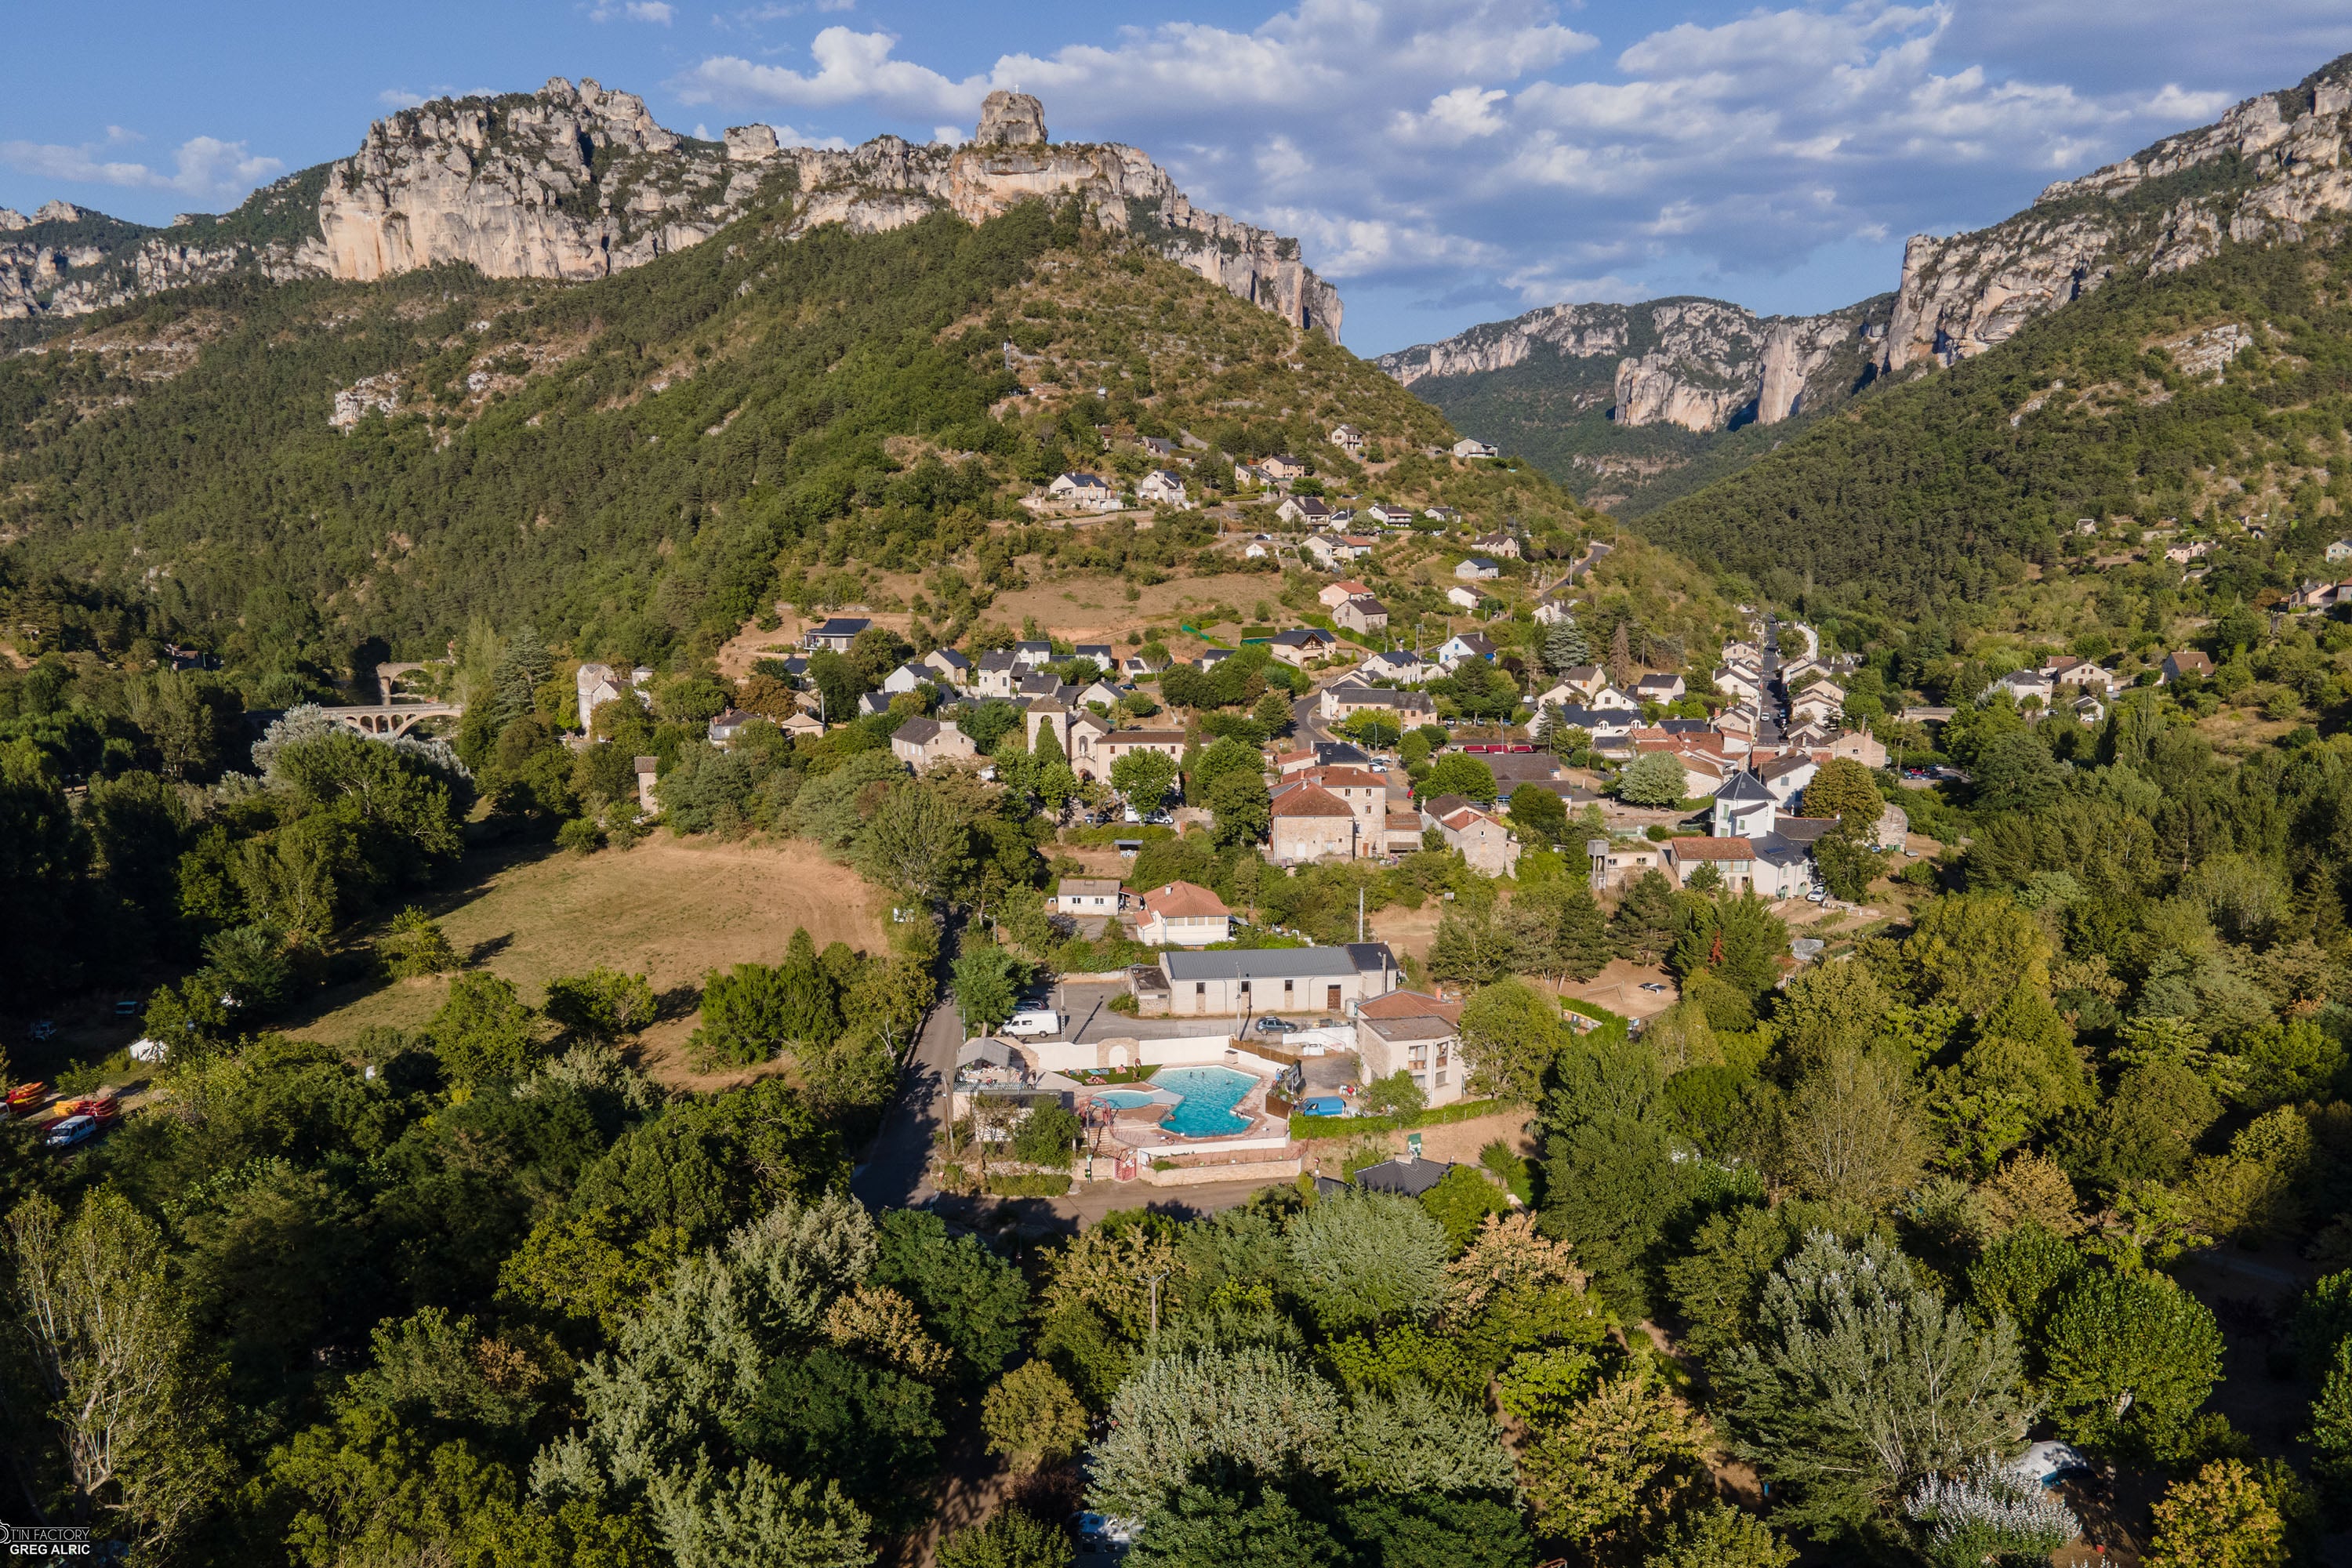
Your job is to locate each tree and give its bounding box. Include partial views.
[1642,1503,1794,1568]
[952,943,1023,1035]
[1287,1189,1450,1333]
[2041,1269,2223,1457]
[1087,1348,1345,1520]
[1608,622,1635,686]
[428,971,539,1087]
[871,1210,1029,1384]
[691,962,789,1067]
[1775,1048,1926,1211]
[775,928,846,1045]
[2,1192,224,1547]
[1125,1484,1345,1568]
[1111,749,1180,812]
[858,782,972,906]
[982,1363,1091,1475]
[1422,753,1497,806]
[1515,1367,1713,1551]
[1428,906,1523,989]
[1540,1030,1690,1317]
[1802,758,1882,837]
[1813,837,1886,902]
[1507,783,1569,847]
[1717,1232,2030,1537]
[1458,978,1568,1103]
[1899,894,2053,1014]
[1359,1069,1427,1120]
[1617,751,1690,808]
[377,906,459,978]
[1972,731,2065,813]
[1611,870,1681,964]
[1421,1165,1509,1252]
[2146,1460,2288,1568]
[543,967,658,1043]
[1209,771,1272,848]
[938,1508,1074,1568]
[1544,620,1592,675]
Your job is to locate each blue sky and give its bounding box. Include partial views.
[6,1,2351,354]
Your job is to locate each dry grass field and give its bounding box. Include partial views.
[285,833,891,1090]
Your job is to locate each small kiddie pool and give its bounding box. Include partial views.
[1147,1065,1261,1138]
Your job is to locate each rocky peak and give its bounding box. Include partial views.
[1379,294,1889,434]
[1882,51,2352,373]
[975,91,1048,148]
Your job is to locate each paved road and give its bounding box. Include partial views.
[1758,615,1787,743]
[851,920,967,1211]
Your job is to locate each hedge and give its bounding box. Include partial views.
[1288,1094,1522,1142]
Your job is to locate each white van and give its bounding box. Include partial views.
[1002,1009,1062,1038]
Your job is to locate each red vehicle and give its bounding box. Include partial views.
[1508,743,1535,753]
[60,1096,122,1127]
[5,1083,45,1116]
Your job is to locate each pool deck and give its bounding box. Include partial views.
[1082,1064,1294,1157]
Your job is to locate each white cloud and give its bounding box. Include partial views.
[932,125,963,145]
[379,88,428,109]
[590,0,673,20]
[0,132,284,205]
[664,0,2340,349]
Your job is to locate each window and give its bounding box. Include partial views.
[1283,979,1294,996]
[1239,981,1251,996]
[1195,982,1206,994]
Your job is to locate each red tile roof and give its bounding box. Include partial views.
[1357,989,1465,1025]
[1272,783,1356,818]
[1141,880,1231,918]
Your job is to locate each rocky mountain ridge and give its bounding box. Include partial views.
[1385,50,2352,488]
[1379,294,1888,436]
[2,83,1342,342]
[1882,55,2352,371]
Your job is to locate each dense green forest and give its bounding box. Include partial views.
[1639,232,2352,614]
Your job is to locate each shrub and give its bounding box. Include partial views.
[377,906,459,978]
[981,1363,1090,1475]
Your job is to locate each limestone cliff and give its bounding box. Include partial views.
[1882,53,2352,372]
[2,81,1342,342]
[1378,294,1887,433]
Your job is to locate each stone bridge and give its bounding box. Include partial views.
[328,702,463,738]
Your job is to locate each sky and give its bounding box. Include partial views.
[5,1,2351,354]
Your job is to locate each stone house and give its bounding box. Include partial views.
[1355,990,1466,1105]
[1333,596,1388,635]
[1270,782,1362,862]
[890,717,978,769]
[1424,802,1520,877]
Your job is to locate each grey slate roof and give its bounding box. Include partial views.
[1715,768,1774,804]
[1161,943,1397,982]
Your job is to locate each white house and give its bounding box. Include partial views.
[1319,579,1376,609]
[1713,665,1762,703]
[1137,470,1192,509]
[881,662,931,695]
[2330,539,2352,564]
[1135,880,1235,947]
[1054,878,1125,918]
[1451,438,1499,459]
[1305,535,1376,567]
[1360,650,1432,685]
[1635,673,1686,703]
[890,717,979,769]
[923,648,972,686]
[1436,633,1496,665]
[1047,472,1122,512]
[1279,495,1334,527]
[1446,586,1483,611]
[1333,596,1389,636]
[1454,557,1501,581]
[1367,503,1417,527]
[1588,686,1641,713]
[1328,423,1366,456]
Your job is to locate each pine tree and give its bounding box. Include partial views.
[1543,621,1592,675]
[490,624,553,731]
[1608,621,1635,687]
[776,927,844,1046]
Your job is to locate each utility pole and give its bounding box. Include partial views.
[1358,885,1366,942]
[1147,1270,1169,1339]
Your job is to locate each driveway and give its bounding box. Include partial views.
[851,921,966,1210]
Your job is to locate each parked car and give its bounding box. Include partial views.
[45,1115,98,1151]
[1254,1017,1300,1033]
[1002,1009,1063,1039]
[1638,982,1667,993]
[1806,890,1828,903]
[1296,1094,1348,1118]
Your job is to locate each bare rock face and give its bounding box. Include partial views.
[300,79,1341,339]
[975,91,1047,147]
[1379,296,1887,434]
[307,78,760,283]
[1883,53,2352,372]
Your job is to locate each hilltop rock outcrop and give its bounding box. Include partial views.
[1,78,1343,342]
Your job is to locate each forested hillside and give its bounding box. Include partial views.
[0,191,1539,699]
[1639,232,2352,613]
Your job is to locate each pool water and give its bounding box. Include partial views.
[1149,1065,1260,1137]
[1094,1089,1160,1109]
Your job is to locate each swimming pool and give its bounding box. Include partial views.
[1094,1088,1163,1109]
[1149,1065,1260,1137]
